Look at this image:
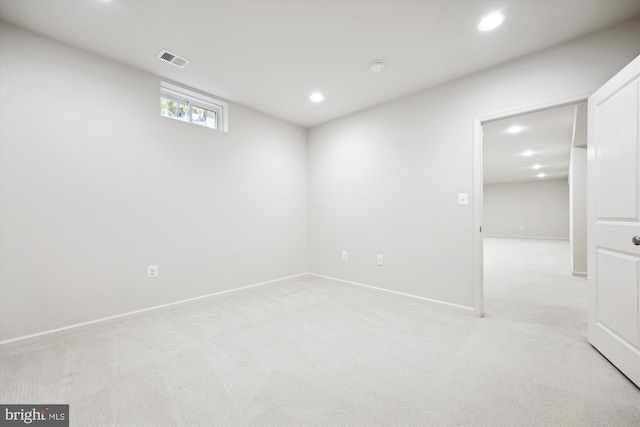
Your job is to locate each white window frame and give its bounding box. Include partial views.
[160,81,228,132]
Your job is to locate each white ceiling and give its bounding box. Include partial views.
[0,1,638,128]
[483,104,582,185]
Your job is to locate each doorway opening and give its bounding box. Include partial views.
[472,95,589,317]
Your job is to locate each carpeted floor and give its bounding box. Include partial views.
[1,237,638,426]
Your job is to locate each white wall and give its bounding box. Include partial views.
[569,147,588,275]
[483,180,569,239]
[0,24,308,341]
[569,103,588,276]
[308,18,639,310]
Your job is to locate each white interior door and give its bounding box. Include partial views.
[588,55,640,388]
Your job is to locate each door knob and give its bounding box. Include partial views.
[634,236,640,246]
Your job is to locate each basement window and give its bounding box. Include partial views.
[160,81,228,132]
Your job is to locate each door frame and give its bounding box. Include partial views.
[472,92,593,317]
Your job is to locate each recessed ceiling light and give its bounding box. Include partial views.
[506,125,524,134]
[521,150,535,157]
[479,12,505,32]
[532,164,543,170]
[310,92,324,103]
[537,173,546,178]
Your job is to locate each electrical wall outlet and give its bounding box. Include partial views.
[342,251,348,260]
[377,255,384,266]
[148,265,158,278]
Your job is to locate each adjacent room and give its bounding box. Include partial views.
[1,1,639,426]
[482,103,587,322]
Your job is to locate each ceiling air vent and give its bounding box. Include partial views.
[156,49,190,68]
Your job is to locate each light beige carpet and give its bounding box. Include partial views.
[1,237,639,426]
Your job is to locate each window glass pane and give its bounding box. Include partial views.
[192,106,217,129]
[191,105,206,125]
[206,110,217,129]
[176,103,188,119]
[160,97,188,121]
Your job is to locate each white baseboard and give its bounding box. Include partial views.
[568,252,587,277]
[308,273,475,314]
[0,272,309,350]
[483,234,569,241]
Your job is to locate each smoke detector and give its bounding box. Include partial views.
[157,49,190,68]
[370,60,385,73]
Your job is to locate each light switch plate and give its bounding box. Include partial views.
[458,193,469,206]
